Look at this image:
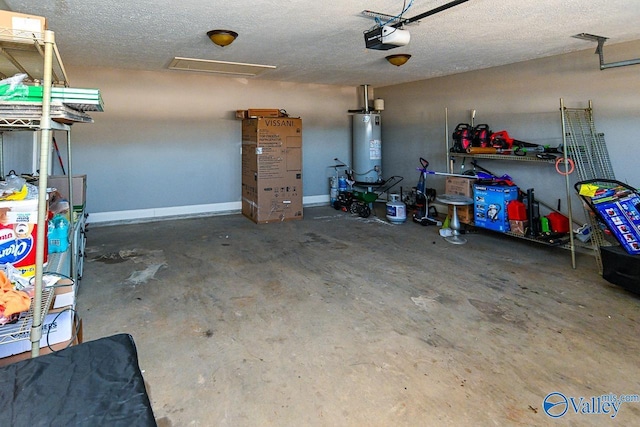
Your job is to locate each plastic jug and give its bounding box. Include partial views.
[48,214,69,253]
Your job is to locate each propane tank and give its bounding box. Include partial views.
[386,194,407,224]
[329,177,338,207]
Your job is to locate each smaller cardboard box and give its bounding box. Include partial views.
[46,175,87,212]
[236,109,281,119]
[52,277,76,310]
[0,10,47,41]
[509,220,527,236]
[446,177,476,224]
[445,177,475,197]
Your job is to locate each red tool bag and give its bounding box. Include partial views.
[472,124,492,148]
[450,123,473,153]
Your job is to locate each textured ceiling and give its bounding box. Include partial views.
[4,0,640,87]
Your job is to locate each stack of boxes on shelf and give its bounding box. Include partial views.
[445,177,475,225]
[240,109,303,223]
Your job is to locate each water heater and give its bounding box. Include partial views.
[352,112,382,183]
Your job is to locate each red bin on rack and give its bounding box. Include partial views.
[547,212,570,233]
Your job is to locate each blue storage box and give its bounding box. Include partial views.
[473,183,519,232]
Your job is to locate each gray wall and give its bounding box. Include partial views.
[7,40,638,224]
[56,68,356,222]
[377,39,640,222]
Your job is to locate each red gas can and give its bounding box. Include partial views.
[547,212,570,233]
[507,200,527,221]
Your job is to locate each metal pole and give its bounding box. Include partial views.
[444,107,451,174]
[560,98,576,269]
[0,132,3,178]
[32,30,55,357]
[67,130,76,282]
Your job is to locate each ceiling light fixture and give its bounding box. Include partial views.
[207,29,238,47]
[386,54,411,66]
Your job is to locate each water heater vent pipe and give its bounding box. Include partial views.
[362,84,370,112]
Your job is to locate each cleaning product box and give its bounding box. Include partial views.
[0,198,47,276]
[473,183,519,232]
[241,117,303,223]
[445,176,476,224]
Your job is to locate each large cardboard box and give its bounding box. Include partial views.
[242,117,303,223]
[46,175,87,212]
[0,10,47,41]
[445,177,476,224]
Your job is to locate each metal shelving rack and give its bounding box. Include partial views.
[447,103,584,267]
[0,27,79,357]
[560,99,616,274]
[449,152,578,266]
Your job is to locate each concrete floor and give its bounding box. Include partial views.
[79,205,640,426]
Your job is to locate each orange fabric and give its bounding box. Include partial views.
[0,271,31,317]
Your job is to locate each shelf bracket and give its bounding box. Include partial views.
[573,33,640,70]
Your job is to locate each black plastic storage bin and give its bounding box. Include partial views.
[600,245,640,294]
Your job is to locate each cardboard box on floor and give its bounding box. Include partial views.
[445,176,476,224]
[242,117,303,223]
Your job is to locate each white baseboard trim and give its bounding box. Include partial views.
[88,195,331,225]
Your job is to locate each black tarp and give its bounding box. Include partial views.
[0,333,156,426]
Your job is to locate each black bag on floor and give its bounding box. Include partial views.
[601,245,640,294]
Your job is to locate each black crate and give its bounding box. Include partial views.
[601,245,640,294]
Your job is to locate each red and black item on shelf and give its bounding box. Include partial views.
[450,123,473,153]
[471,124,492,148]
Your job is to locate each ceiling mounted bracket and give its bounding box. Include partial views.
[391,0,470,28]
[573,33,640,70]
[361,10,415,27]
